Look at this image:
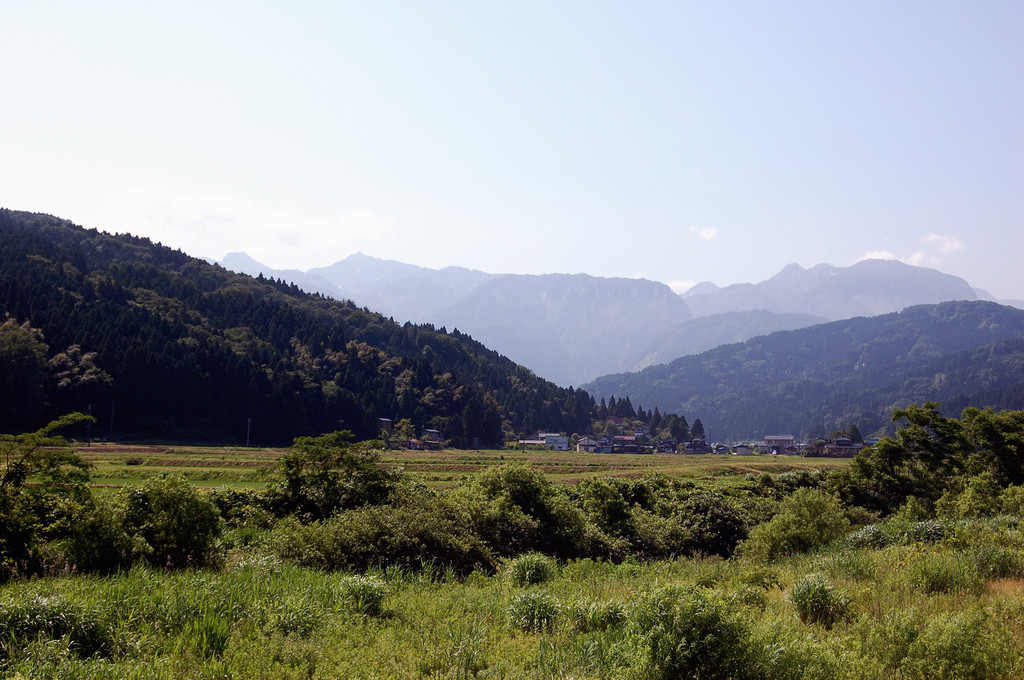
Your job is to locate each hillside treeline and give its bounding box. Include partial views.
[585,300,1024,441]
[0,209,613,445]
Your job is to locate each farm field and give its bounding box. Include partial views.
[74,442,853,489]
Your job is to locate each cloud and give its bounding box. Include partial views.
[856,250,898,262]
[86,182,397,269]
[691,227,718,241]
[667,280,698,294]
[922,233,965,254]
[904,250,941,268]
[855,233,964,270]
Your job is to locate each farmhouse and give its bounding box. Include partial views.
[763,435,795,453]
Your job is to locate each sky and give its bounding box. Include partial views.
[2,2,1022,299]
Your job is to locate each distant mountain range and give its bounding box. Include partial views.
[222,252,1021,386]
[582,300,1024,442]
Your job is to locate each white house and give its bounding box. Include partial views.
[539,432,569,451]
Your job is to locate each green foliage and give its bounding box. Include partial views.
[905,553,983,595]
[269,431,398,521]
[743,488,849,560]
[464,464,590,558]
[336,575,389,617]
[270,488,494,575]
[627,586,756,680]
[565,597,627,633]
[118,476,223,569]
[0,594,117,660]
[787,572,852,628]
[506,591,560,632]
[503,552,557,586]
[676,491,748,557]
[0,413,93,577]
[936,471,1003,519]
[0,317,50,431]
[901,610,1016,680]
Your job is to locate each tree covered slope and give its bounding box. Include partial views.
[0,209,599,445]
[583,301,1024,442]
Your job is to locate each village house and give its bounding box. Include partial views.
[825,436,862,457]
[612,434,640,453]
[763,435,795,453]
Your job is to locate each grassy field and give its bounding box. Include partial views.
[2,519,1022,679]
[75,442,853,490]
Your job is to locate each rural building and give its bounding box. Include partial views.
[763,435,795,452]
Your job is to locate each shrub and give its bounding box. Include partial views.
[270,490,494,575]
[847,524,888,549]
[336,575,389,617]
[467,464,590,558]
[730,585,768,612]
[904,519,948,544]
[0,594,116,660]
[507,592,559,632]
[627,586,756,680]
[999,485,1024,515]
[905,554,982,595]
[788,573,852,629]
[743,489,849,560]
[965,544,1024,580]
[814,551,877,581]
[936,472,1003,520]
[565,597,627,633]
[504,552,557,586]
[903,610,1016,680]
[676,491,748,558]
[119,476,223,569]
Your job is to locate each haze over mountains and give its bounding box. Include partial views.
[222,252,1019,386]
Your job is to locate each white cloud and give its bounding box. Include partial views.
[855,233,965,271]
[922,233,965,254]
[667,280,698,294]
[691,226,718,241]
[86,182,397,269]
[904,250,941,268]
[856,250,898,262]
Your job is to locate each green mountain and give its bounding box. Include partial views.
[583,301,1024,442]
[0,209,598,445]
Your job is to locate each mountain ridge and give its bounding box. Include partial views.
[221,252,1020,385]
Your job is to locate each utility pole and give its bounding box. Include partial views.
[246,417,251,447]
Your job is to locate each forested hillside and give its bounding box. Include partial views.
[584,301,1024,442]
[0,209,599,445]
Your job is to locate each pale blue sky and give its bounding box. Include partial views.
[3,2,1022,298]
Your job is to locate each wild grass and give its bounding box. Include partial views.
[4,520,1023,680]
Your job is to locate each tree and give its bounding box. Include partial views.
[743,488,849,560]
[269,431,398,521]
[846,422,863,443]
[0,413,94,577]
[118,476,222,569]
[691,418,705,441]
[47,345,114,417]
[0,317,49,431]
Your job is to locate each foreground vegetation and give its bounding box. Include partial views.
[2,402,1024,678]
